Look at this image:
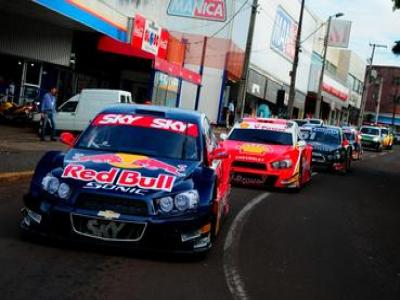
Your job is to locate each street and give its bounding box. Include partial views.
[1,148,399,300]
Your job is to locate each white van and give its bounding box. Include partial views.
[56,89,133,131]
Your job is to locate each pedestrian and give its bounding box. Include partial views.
[40,87,57,141]
[257,102,271,118]
[226,101,235,128]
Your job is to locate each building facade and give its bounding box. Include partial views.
[364,65,400,129]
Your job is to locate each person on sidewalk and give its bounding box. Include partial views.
[40,87,57,141]
[226,101,235,129]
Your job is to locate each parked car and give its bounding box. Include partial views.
[342,126,363,160]
[293,118,324,127]
[55,89,133,132]
[360,125,392,151]
[303,126,352,174]
[220,118,312,190]
[21,105,231,255]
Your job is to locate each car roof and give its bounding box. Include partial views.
[100,104,204,124]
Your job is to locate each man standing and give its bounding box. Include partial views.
[226,101,235,129]
[40,87,57,141]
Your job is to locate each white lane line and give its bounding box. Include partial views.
[312,172,318,177]
[223,192,270,300]
[370,154,377,158]
[379,152,387,156]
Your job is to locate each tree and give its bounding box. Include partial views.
[393,41,400,55]
[393,0,400,9]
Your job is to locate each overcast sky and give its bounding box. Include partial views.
[307,0,400,67]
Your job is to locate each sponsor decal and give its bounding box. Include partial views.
[72,153,186,176]
[235,155,265,163]
[232,174,266,185]
[92,114,199,137]
[87,219,125,239]
[83,182,147,195]
[238,121,288,132]
[167,0,226,22]
[62,164,176,192]
[239,144,269,155]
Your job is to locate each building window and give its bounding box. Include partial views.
[392,76,400,85]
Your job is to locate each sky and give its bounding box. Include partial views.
[307,0,400,66]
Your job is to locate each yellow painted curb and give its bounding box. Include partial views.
[0,171,34,183]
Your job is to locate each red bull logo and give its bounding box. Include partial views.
[62,164,176,192]
[72,153,185,176]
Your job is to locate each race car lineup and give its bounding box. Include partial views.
[20,105,396,255]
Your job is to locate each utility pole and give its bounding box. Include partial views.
[287,0,305,119]
[314,17,332,119]
[194,36,207,111]
[357,43,387,127]
[238,0,258,120]
[374,77,384,124]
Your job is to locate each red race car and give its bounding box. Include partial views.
[221,118,312,190]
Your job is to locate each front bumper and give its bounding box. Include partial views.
[361,140,381,149]
[311,153,345,171]
[21,194,213,254]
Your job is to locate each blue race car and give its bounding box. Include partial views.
[21,105,231,254]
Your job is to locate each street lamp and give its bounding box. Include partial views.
[314,12,344,119]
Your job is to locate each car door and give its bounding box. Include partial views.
[56,97,79,131]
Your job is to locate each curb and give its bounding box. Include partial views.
[0,171,34,183]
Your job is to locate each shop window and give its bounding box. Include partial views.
[59,101,78,113]
[152,72,179,107]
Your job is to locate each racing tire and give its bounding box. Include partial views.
[294,158,304,192]
[340,152,351,175]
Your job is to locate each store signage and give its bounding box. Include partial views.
[322,83,348,101]
[154,57,202,85]
[271,6,298,61]
[132,14,168,59]
[167,0,226,22]
[329,20,352,48]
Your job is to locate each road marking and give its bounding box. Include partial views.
[312,172,318,177]
[370,154,377,158]
[379,152,387,156]
[224,192,270,300]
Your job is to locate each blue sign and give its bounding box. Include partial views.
[271,6,297,61]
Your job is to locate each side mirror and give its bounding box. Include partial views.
[60,132,76,147]
[298,140,307,148]
[211,147,229,160]
[220,133,228,140]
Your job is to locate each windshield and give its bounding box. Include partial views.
[294,120,307,126]
[343,131,355,141]
[76,119,200,161]
[228,128,293,146]
[309,119,322,125]
[304,129,341,145]
[361,127,379,135]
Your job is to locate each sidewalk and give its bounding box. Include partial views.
[0,124,67,174]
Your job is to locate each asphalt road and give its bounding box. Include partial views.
[0,148,399,300]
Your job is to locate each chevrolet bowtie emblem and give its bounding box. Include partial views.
[97,210,120,220]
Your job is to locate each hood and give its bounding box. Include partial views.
[223,140,293,161]
[307,141,340,153]
[54,149,201,199]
